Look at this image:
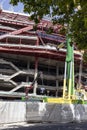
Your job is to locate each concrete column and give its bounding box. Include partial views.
[33,37,39,95]
[33,57,38,95]
[56,63,59,97]
[33,38,39,95]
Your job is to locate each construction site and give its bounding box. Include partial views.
[0,10,86,99]
[0,9,87,124]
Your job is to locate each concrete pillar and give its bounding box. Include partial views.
[33,57,38,95]
[33,37,39,95]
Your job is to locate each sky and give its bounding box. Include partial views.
[0,0,51,20]
[0,0,24,13]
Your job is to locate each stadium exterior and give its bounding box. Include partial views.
[0,10,86,100]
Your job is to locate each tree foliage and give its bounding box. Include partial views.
[10,0,87,59]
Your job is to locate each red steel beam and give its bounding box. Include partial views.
[0,25,33,41]
[9,25,33,35]
[0,18,31,27]
[0,46,81,61]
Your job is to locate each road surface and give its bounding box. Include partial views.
[1,122,87,130]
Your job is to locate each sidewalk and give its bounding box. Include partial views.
[0,122,36,130]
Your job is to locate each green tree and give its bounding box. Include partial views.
[10,0,87,59]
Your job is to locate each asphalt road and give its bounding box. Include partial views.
[1,122,87,130]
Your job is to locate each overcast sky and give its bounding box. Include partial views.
[0,0,24,13]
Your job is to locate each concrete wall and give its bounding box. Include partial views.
[26,102,87,123]
[0,101,26,124]
[0,101,87,124]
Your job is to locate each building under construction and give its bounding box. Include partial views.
[0,10,86,100]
